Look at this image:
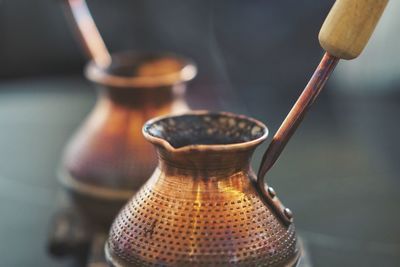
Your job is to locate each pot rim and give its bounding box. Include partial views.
[85,51,197,88]
[142,110,269,153]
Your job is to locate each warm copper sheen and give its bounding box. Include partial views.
[59,52,197,228]
[106,112,300,266]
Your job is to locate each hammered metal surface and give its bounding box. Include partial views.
[107,112,299,267]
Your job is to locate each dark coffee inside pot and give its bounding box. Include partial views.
[145,112,267,148]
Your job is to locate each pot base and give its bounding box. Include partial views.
[104,239,302,267]
[58,168,135,229]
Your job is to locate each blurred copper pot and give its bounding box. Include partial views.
[59,52,197,228]
[106,111,300,266]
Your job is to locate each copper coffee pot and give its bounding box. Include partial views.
[107,111,299,266]
[106,0,388,266]
[58,0,197,228]
[59,52,196,228]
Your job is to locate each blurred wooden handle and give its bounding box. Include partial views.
[319,0,388,60]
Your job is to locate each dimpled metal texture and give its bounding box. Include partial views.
[107,112,300,267]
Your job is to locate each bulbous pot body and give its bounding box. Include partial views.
[59,52,197,228]
[106,112,300,266]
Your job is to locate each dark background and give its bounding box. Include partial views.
[0,1,399,266]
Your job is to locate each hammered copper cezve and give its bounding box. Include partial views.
[105,0,389,265]
[106,112,300,267]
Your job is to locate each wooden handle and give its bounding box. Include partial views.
[319,0,388,60]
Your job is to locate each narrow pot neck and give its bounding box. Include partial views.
[157,147,255,178]
[143,111,269,178]
[96,83,185,109]
[84,51,196,108]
